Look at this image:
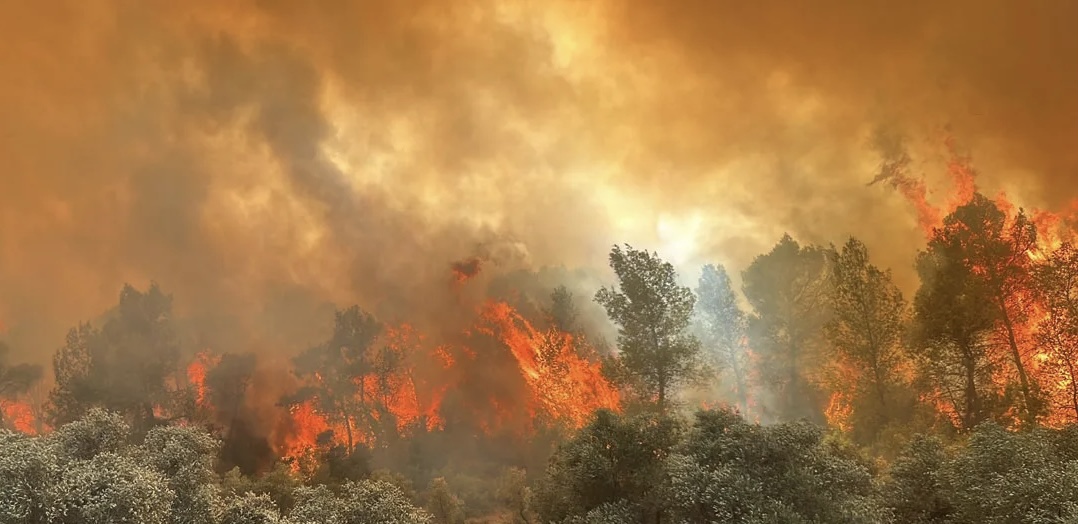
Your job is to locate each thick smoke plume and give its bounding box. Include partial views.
[1,0,1077,364]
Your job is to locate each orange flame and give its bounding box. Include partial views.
[187,351,220,411]
[478,300,621,429]
[1,401,37,434]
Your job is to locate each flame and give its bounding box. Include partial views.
[824,391,853,433]
[478,300,621,429]
[187,351,220,411]
[451,257,482,285]
[887,139,1078,428]
[1,400,37,434]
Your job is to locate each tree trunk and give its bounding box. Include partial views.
[996,293,1035,422]
[962,345,980,431]
[729,346,749,412]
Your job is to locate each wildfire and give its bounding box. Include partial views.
[187,350,220,411]
[824,391,852,433]
[885,138,1078,428]
[1,400,37,434]
[478,300,621,429]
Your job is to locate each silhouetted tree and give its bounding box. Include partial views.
[826,238,908,438]
[912,245,1000,431]
[932,193,1043,423]
[47,283,183,434]
[742,234,830,422]
[595,245,701,411]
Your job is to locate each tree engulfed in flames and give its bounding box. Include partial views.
[876,138,1078,430]
[268,298,619,466]
[1,400,37,434]
[478,300,621,428]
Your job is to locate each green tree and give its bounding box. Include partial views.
[676,409,885,523]
[595,244,701,411]
[742,234,831,422]
[47,284,184,434]
[825,238,908,439]
[931,193,1042,424]
[546,285,580,334]
[883,435,953,524]
[536,409,682,523]
[138,425,221,524]
[696,263,750,412]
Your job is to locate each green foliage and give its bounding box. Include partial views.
[678,409,887,523]
[496,467,536,524]
[536,409,683,523]
[289,480,436,523]
[742,234,831,422]
[0,431,56,524]
[881,435,953,523]
[595,244,701,410]
[51,407,130,460]
[139,425,222,524]
[425,477,465,524]
[49,452,175,524]
[220,464,303,513]
[220,493,284,524]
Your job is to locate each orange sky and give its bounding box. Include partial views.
[1,0,1076,362]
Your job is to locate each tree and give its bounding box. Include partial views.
[825,238,908,438]
[535,409,683,523]
[0,342,42,431]
[138,425,222,524]
[220,493,285,524]
[674,409,885,523]
[595,244,701,411]
[47,284,184,434]
[48,452,175,524]
[742,234,831,422]
[930,193,1042,424]
[695,264,750,412]
[546,285,580,334]
[286,306,382,452]
[911,246,1000,431]
[289,479,433,524]
[1033,242,1078,421]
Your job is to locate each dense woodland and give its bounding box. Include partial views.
[6,190,1078,523]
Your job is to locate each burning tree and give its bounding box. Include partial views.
[1033,243,1078,422]
[912,240,1001,431]
[285,305,384,454]
[913,194,1045,426]
[824,237,909,439]
[595,244,701,412]
[0,341,42,433]
[742,234,831,422]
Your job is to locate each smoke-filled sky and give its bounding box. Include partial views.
[2,0,1076,363]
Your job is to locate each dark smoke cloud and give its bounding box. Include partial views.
[1,0,1076,364]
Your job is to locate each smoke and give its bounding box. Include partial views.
[1,0,1076,363]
